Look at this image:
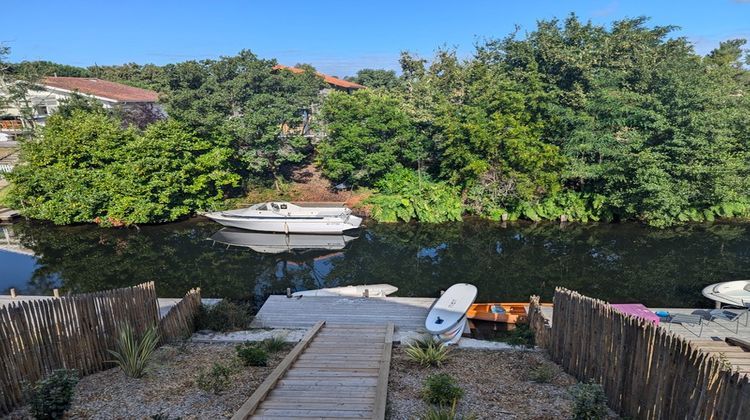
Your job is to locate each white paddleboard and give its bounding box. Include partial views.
[292,284,398,298]
[425,283,478,335]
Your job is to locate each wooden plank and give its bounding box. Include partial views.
[259,401,374,410]
[372,322,393,420]
[232,321,325,420]
[253,408,371,418]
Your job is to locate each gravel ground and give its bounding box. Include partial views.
[388,347,580,419]
[7,342,289,419]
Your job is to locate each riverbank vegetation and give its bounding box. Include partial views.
[2,14,749,226]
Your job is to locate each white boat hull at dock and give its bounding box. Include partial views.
[204,202,362,234]
[292,284,398,297]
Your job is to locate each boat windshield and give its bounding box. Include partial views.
[253,203,268,211]
[271,203,280,211]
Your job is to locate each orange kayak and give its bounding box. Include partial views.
[467,302,551,324]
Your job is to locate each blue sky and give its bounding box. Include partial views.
[1,1,748,77]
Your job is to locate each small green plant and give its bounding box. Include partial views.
[28,369,79,420]
[422,373,464,406]
[195,301,252,332]
[262,336,287,353]
[571,381,608,420]
[506,323,535,348]
[108,324,160,378]
[717,352,733,372]
[406,336,451,367]
[421,401,477,420]
[196,362,233,394]
[236,342,269,366]
[529,363,557,383]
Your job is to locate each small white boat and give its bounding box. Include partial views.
[702,280,750,307]
[425,283,478,344]
[292,284,398,298]
[209,228,358,254]
[204,202,363,234]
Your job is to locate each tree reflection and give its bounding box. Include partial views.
[10,219,750,308]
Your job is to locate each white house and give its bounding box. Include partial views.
[0,77,164,141]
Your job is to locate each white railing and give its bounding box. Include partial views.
[0,164,12,173]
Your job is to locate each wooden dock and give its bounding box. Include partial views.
[233,321,394,419]
[250,295,435,331]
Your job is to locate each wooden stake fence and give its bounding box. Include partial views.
[0,282,201,414]
[159,288,201,344]
[529,288,750,419]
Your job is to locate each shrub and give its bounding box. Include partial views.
[506,323,535,348]
[262,336,287,353]
[28,369,79,420]
[196,362,233,394]
[367,169,463,223]
[571,381,608,420]
[405,336,451,367]
[528,363,557,383]
[195,301,252,332]
[422,373,464,406]
[108,324,160,378]
[236,342,269,366]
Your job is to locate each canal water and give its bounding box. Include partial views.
[2,218,750,309]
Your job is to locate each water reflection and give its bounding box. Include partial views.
[208,228,358,255]
[2,218,750,308]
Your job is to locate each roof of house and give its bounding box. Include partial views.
[272,65,365,90]
[41,77,159,102]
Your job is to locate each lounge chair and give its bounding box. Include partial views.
[709,309,744,334]
[668,313,704,337]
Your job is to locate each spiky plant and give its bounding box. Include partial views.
[108,324,160,378]
[405,336,451,367]
[262,336,287,353]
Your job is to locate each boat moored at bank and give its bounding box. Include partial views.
[203,202,362,234]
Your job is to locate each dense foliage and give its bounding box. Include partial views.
[3,14,750,226]
[321,16,750,226]
[7,104,238,225]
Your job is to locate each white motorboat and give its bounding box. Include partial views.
[204,202,363,234]
[209,228,358,254]
[292,284,398,298]
[702,280,750,307]
[425,283,478,344]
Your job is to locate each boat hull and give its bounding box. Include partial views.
[292,284,398,298]
[702,280,750,307]
[204,212,362,234]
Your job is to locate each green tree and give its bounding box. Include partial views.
[347,68,401,89]
[318,89,423,186]
[7,106,238,225]
[161,50,324,187]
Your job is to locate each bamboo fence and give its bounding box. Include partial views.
[529,288,750,419]
[159,288,201,344]
[0,282,201,414]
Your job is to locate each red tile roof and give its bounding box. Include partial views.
[42,77,159,102]
[272,65,365,90]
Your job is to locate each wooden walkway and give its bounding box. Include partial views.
[233,321,394,420]
[250,295,434,330]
